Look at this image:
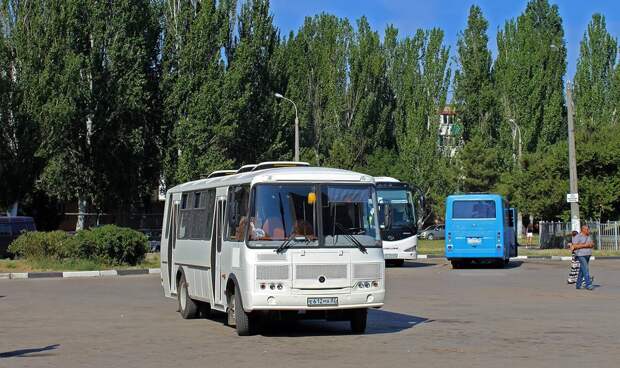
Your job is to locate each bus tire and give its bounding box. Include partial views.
[178,273,198,319]
[350,308,368,334]
[199,302,211,317]
[230,285,257,336]
[393,259,405,267]
[451,260,462,269]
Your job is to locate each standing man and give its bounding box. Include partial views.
[570,225,595,290]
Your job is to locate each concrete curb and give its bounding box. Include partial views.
[1,268,158,280]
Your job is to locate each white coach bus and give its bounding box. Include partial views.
[160,162,385,335]
[375,177,419,266]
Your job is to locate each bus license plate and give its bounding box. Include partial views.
[307,297,338,307]
[467,237,482,245]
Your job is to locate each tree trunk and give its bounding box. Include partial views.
[76,198,87,231]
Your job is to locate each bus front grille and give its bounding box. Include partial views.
[256,265,289,280]
[295,264,348,280]
[353,263,382,280]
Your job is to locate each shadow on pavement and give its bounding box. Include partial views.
[454,260,524,270]
[0,344,60,358]
[258,309,427,337]
[401,261,436,268]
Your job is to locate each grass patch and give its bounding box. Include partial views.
[0,253,161,273]
[417,239,620,257]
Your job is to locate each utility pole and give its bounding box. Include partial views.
[566,81,580,232]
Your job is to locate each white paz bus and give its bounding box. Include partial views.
[160,162,385,335]
[375,177,419,266]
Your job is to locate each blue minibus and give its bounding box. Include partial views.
[445,194,517,268]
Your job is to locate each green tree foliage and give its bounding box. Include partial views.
[221,0,280,166]
[453,5,496,141]
[11,0,161,222]
[385,27,454,216]
[278,14,352,165]
[458,136,500,193]
[162,0,234,183]
[574,14,618,132]
[495,0,566,153]
[0,1,41,212]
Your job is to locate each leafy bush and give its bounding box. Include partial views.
[9,231,77,260]
[74,225,149,265]
[9,226,149,265]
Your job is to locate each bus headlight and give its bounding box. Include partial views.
[356,280,379,289]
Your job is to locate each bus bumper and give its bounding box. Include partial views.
[383,237,417,260]
[246,290,385,311]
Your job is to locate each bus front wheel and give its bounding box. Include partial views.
[350,308,368,334]
[229,285,258,336]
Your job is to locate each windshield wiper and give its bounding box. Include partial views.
[275,233,308,254]
[335,223,367,254]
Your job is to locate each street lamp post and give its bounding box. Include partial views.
[275,93,300,162]
[508,118,522,165]
[507,118,524,239]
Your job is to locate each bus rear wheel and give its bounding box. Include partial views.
[350,308,368,334]
[178,273,198,319]
[451,260,464,269]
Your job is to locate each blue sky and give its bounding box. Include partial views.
[270,0,620,83]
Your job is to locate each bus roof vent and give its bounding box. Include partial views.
[236,164,257,174]
[206,170,237,179]
[252,161,310,172]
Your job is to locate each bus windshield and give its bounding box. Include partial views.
[321,185,378,247]
[452,200,496,219]
[377,188,416,232]
[249,184,317,243]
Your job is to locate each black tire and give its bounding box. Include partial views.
[427,234,434,240]
[199,302,211,318]
[350,308,368,334]
[451,260,461,269]
[178,273,198,319]
[393,259,405,267]
[229,285,258,336]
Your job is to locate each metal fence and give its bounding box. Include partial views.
[539,221,620,250]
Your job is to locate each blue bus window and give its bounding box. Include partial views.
[452,200,496,219]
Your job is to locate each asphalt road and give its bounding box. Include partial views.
[2,260,620,368]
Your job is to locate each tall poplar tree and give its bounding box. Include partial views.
[14,0,161,229]
[495,0,566,153]
[574,13,617,132]
[453,5,496,141]
[221,0,279,166]
[162,0,235,183]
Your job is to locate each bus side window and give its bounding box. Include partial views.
[226,185,250,241]
[165,194,173,239]
[203,189,216,240]
[178,193,191,239]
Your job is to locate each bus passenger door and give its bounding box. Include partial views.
[212,199,226,306]
[509,208,518,256]
[167,202,178,293]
